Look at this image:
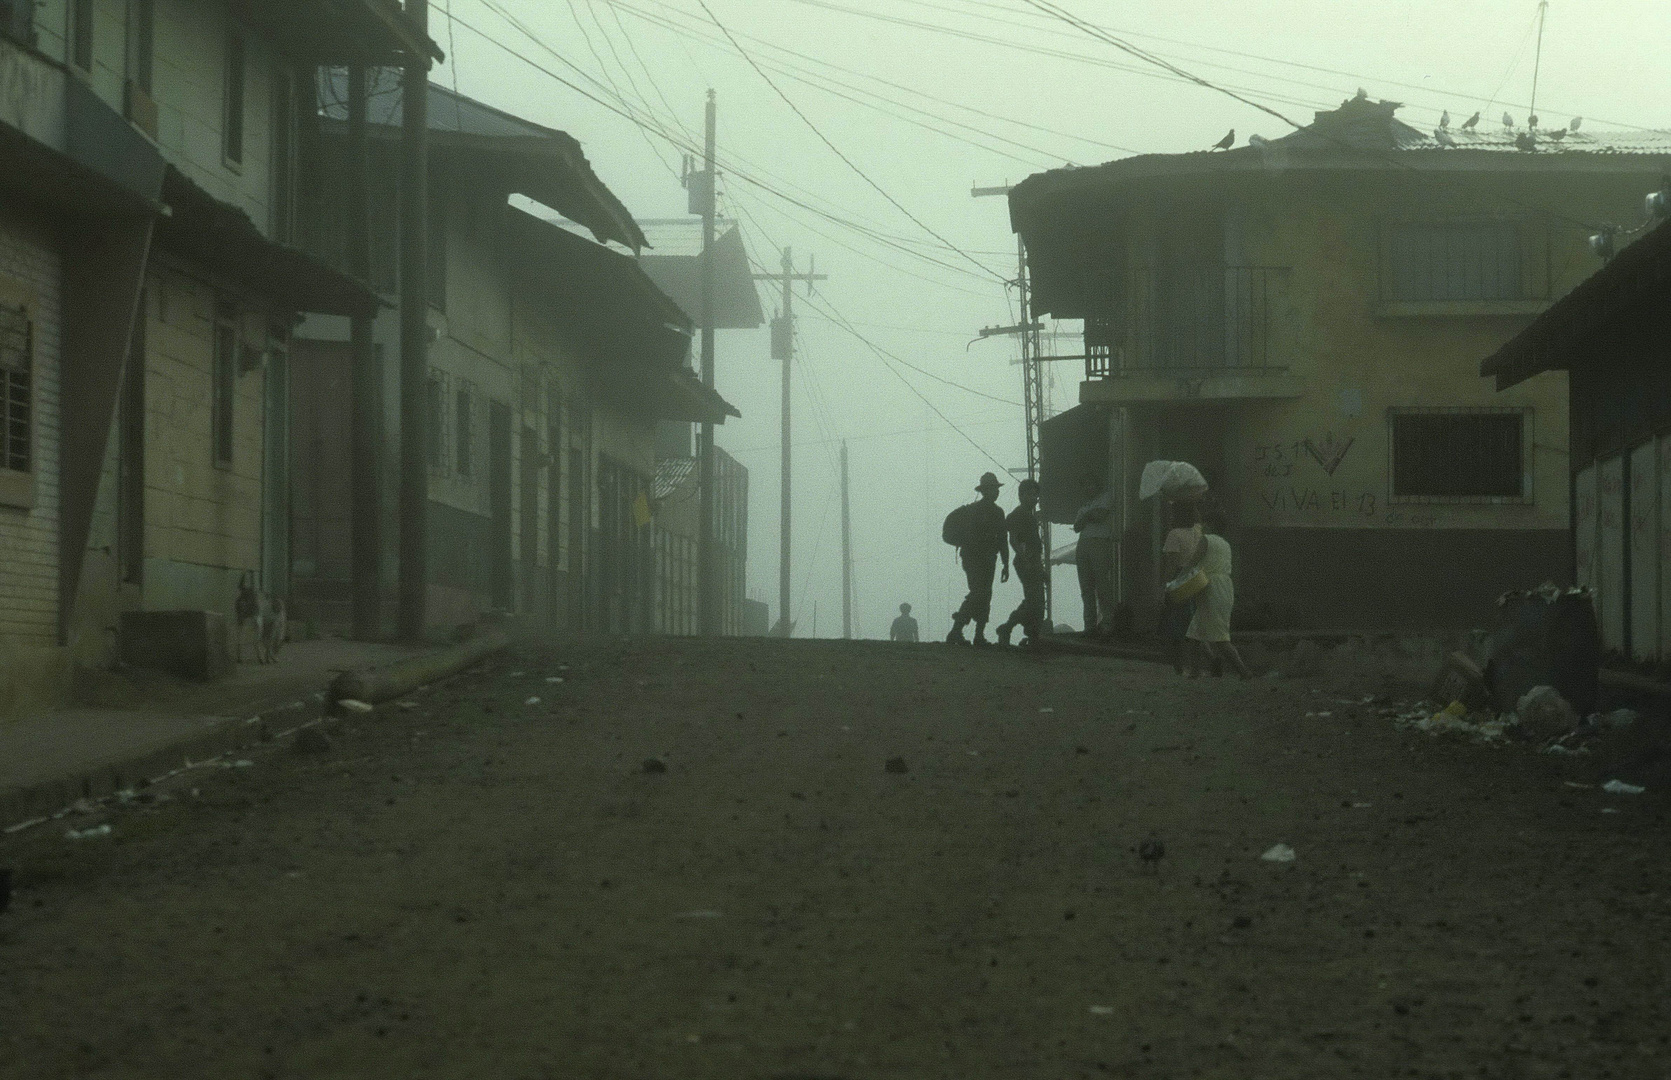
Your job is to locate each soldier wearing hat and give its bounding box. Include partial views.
[996,478,1045,646]
[945,471,1010,645]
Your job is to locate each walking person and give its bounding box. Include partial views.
[1186,521,1254,680]
[995,478,1046,646]
[889,603,920,642]
[1160,500,1205,675]
[943,472,1009,645]
[1072,477,1116,638]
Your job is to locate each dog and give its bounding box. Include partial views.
[234,572,287,664]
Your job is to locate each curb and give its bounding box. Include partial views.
[1,635,513,836]
[0,694,322,836]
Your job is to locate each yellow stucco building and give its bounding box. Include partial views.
[1018,95,1670,631]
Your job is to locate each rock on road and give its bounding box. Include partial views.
[2,638,1668,1079]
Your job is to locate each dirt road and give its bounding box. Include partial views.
[2,638,1668,1079]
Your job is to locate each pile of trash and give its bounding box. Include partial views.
[1391,684,1640,751]
[1392,700,1519,744]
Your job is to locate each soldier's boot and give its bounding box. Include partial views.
[972,620,992,646]
[995,621,1014,647]
[946,615,969,645]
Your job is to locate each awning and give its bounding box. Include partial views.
[156,168,381,318]
[1481,217,1671,390]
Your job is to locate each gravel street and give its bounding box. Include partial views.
[2,637,1668,1079]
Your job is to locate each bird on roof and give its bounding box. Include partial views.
[1137,835,1165,871]
[1570,116,1583,131]
[1515,131,1536,152]
[1211,129,1235,151]
[1248,133,1270,149]
[1548,128,1568,142]
[1435,127,1456,148]
[1502,112,1515,129]
[1528,113,1540,129]
[1439,109,1451,129]
[1354,87,1369,101]
[1461,111,1480,131]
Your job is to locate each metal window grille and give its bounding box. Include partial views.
[425,371,447,471]
[455,384,472,476]
[1389,408,1529,501]
[0,303,30,473]
[1085,267,1281,379]
[1384,222,1526,302]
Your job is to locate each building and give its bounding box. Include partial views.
[1482,213,1671,665]
[292,79,737,639]
[0,0,431,715]
[651,446,749,637]
[1014,95,1671,632]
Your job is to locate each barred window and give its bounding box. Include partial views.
[426,371,447,470]
[1390,409,1527,501]
[0,303,30,473]
[455,384,473,477]
[1385,222,1527,302]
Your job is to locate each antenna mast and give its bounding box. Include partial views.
[1529,1,1549,127]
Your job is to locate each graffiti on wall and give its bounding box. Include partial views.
[1253,431,1355,478]
[1258,488,1378,516]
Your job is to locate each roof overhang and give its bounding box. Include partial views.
[1481,217,1671,390]
[157,168,381,318]
[228,0,442,65]
[637,226,766,329]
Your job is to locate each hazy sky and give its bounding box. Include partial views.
[433,0,1669,637]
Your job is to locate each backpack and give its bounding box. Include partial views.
[942,502,980,547]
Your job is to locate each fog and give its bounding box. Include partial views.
[432,0,1668,637]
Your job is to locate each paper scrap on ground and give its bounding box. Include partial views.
[1602,779,1646,795]
[65,824,112,840]
[337,699,374,714]
[1260,843,1296,863]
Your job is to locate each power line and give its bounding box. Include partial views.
[692,0,1008,283]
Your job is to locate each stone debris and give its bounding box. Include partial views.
[292,727,334,756]
[884,757,909,774]
[642,758,668,774]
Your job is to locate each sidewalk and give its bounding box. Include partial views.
[1,638,431,830]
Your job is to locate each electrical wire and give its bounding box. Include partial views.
[692,0,1009,283]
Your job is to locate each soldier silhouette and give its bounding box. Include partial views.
[944,472,1010,645]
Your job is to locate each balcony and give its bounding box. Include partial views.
[1080,265,1304,406]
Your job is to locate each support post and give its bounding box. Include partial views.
[697,90,718,636]
[755,249,826,637]
[348,63,381,640]
[397,0,431,642]
[841,440,852,640]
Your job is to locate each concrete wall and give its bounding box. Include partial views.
[0,204,71,717]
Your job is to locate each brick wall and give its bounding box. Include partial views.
[0,207,63,649]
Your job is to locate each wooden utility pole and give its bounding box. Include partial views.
[753,248,825,637]
[972,183,1051,626]
[348,64,380,640]
[695,90,718,636]
[840,439,852,640]
[397,0,431,641]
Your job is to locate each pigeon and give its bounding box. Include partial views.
[1248,133,1270,148]
[1439,109,1451,129]
[1354,87,1369,101]
[1502,112,1515,129]
[1435,128,1456,148]
[1514,131,1536,152]
[1461,111,1480,131]
[1570,116,1583,132]
[1528,113,1540,129]
[1211,129,1235,151]
[1548,128,1568,142]
[1137,834,1165,870]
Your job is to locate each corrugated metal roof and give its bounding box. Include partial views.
[654,456,697,500]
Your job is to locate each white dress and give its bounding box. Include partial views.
[1186,534,1235,643]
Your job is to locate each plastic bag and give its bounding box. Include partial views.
[1138,460,1208,501]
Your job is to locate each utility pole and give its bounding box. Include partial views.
[397,0,431,642]
[753,248,826,637]
[840,440,852,640]
[972,183,1050,626]
[695,90,718,636]
[348,64,380,640]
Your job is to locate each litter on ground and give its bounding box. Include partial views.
[65,824,112,840]
[524,697,541,706]
[337,699,374,714]
[1602,779,1646,795]
[1260,843,1296,863]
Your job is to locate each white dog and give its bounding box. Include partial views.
[234,572,287,664]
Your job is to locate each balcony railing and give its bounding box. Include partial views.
[1086,265,1288,379]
